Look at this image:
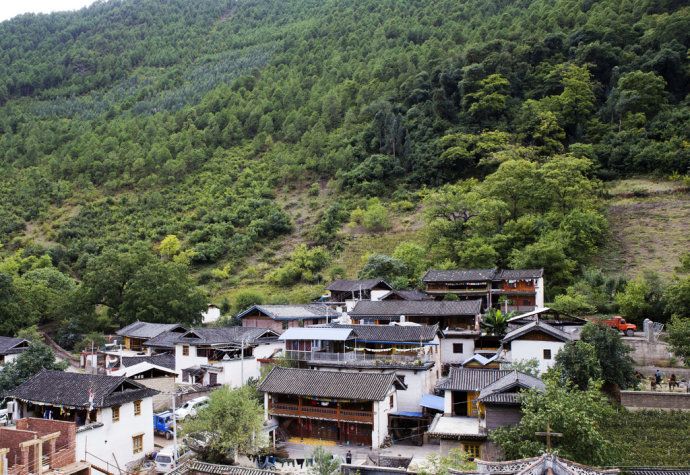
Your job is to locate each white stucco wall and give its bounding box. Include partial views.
[76,397,155,470]
[372,389,396,448]
[440,338,475,365]
[535,277,545,308]
[508,340,565,374]
[175,344,207,384]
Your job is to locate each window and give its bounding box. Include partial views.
[134,400,142,416]
[453,343,464,354]
[463,443,481,459]
[132,434,143,454]
[389,395,394,409]
[112,405,120,422]
[282,321,289,330]
[182,345,189,356]
[543,349,552,360]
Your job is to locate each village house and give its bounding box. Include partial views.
[175,327,280,386]
[422,269,544,313]
[0,417,91,475]
[429,367,543,460]
[115,322,187,353]
[259,367,404,449]
[238,304,341,333]
[325,279,394,311]
[501,320,574,374]
[0,336,29,366]
[378,289,434,301]
[279,324,440,411]
[5,370,158,471]
[348,300,482,370]
[111,360,177,411]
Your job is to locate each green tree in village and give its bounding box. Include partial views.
[579,322,637,392]
[418,448,475,475]
[182,386,265,464]
[490,372,616,465]
[309,447,341,475]
[481,308,510,337]
[554,340,602,390]
[0,342,67,393]
[666,316,690,366]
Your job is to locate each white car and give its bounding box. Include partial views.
[155,445,182,473]
[174,396,209,420]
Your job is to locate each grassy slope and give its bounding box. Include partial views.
[596,178,690,278]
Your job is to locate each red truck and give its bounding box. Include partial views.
[602,316,637,336]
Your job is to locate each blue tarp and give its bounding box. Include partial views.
[420,394,445,412]
[391,411,424,418]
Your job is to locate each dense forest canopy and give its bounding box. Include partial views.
[0,0,688,343]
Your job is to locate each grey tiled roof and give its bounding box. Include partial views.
[436,367,512,392]
[624,469,690,475]
[326,279,392,292]
[477,371,544,404]
[380,290,433,301]
[317,323,439,342]
[169,460,275,475]
[0,336,29,355]
[423,269,497,283]
[495,269,543,280]
[259,367,401,401]
[121,353,175,370]
[5,369,158,408]
[423,268,543,283]
[116,321,186,339]
[179,327,278,346]
[502,320,573,343]
[237,304,340,321]
[143,330,187,349]
[349,300,482,318]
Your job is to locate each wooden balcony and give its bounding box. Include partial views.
[269,402,373,424]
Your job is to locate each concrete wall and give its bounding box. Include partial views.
[508,340,564,374]
[440,338,475,365]
[624,337,674,366]
[76,397,155,470]
[136,377,176,411]
[621,391,690,411]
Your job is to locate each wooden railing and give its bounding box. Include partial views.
[269,402,373,423]
[284,350,431,365]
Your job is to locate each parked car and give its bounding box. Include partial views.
[0,408,9,426]
[155,445,183,473]
[602,316,637,336]
[174,396,209,420]
[153,411,175,439]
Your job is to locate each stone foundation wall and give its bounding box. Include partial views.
[621,390,690,411]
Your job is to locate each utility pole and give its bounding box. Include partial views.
[240,336,246,386]
[171,392,178,457]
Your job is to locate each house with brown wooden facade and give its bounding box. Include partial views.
[348,300,482,370]
[422,269,544,313]
[429,367,544,460]
[237,304,341,334]
[259,367,405,448]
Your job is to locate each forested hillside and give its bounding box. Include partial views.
[0,0,689,345]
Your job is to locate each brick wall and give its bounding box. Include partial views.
[621,391,690,411]
[16,418,76,451]
[0,427,36,467]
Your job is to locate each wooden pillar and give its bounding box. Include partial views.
[0,448,8,475]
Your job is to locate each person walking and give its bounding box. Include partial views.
[655,369,663,386]
[346,450,352,464]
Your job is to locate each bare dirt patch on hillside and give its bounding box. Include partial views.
[597,179,690,277]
